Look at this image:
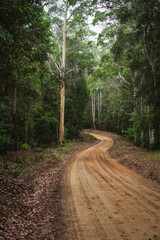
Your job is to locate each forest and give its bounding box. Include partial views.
[1,0,160,153]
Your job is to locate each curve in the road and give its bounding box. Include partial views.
[60,131,160,240]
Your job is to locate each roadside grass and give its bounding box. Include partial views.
[0,149,64,177]
[0,138,86,177]
[56,147,73,154]
[146,150,160,163]
[115,145,160,163]
[0,132,98,178]
[111,136,160,182]
[115,150,123,156]
[149,165,156,177]
[115,146,127,156]
[115,146,137,157]
[56,139,84,154]
[51,153,63,162]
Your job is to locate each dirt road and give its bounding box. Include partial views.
[61,131,160,240]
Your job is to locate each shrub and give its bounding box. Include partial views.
[0,135,12,154]
[21,143,31,151]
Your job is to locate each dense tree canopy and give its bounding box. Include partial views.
[0,0,93,152]
[0,0,160,153]
[85,0,160,149]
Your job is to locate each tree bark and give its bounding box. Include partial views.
[98,91,102,129]
[92,92,96,129]
[12,86,17,150]
[97,92,100,127]
[59,2,68,143]
[59,81,65,142]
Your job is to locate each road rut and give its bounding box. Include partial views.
[61,132,160,240]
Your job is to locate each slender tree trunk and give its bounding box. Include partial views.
[97,91,102,129]
[144,29,159,148]
[11,18,19,150]
[140,77,144,144]
[59,81,65,142]
[153,76,159,148]
[131,72,137,144]
[99,91,102,129]
[148,105,155,148]
[97,92,100,127]
[92,92,96,129]
[25,121,29,144]
[59,3,68,143]
[140,96,144,143]
[12,86,17,150]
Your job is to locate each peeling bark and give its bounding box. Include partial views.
[59,2,68,143]
[59,81,65,143]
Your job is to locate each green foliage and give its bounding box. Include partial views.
[0,0,55,151]
[1,0,159,153]
[35,152,45,162]
[21,143,31,151]
[52,153,63,162]
[57,147,72,154]
[124,128,134,141]
[0,101,12,153]
[0,0,91,150]
[84,0,160,149]
[115,149,123,156]
[64,41,90,139]
[0,135,12,154]
[0,159,12,170]
[147,151,160,163]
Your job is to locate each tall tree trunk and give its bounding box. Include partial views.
[97,92,100,128]
[140,76,144,144]
[131,72,137,144]
[59,3,68,143]
[154,76,159,148]
[144,29,159,148]
[92,92,96,129]
[99,91,102,129]
[59,81,65,142]
[97,91,102,129]
[11,18,18,150]
[148,105,155,148]
[25,120,30,145]
[12,86,17,150]
[140,96,144,143]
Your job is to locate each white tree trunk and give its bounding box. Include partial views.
[131,72,137,143]
[148,105,155,146]
[59,2,68,143]
[92,92,96,129]
[97,91,102,128]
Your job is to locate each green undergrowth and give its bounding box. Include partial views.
[0,138,85,177]
[0,150,63,177]
[114,142,160,181]
[115,145,160,162]
[56,147,73,154]
[146,151,160,163]
[115,145,136,156]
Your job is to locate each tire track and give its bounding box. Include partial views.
[61,131,160,240]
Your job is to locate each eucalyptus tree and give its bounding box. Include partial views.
[47,0,94,142]
[108,0,160,148]
[88,0,160,148]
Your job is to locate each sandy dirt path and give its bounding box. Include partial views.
[60,131,160,240]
